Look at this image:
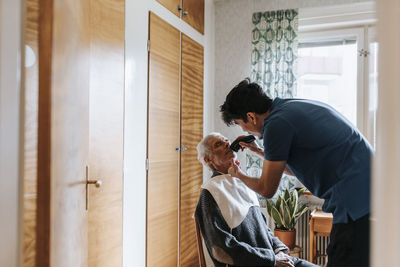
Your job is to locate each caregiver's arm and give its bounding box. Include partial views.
[239,140,294,177]
[228,159,286,198]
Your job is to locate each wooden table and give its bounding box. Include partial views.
[309,209,333,263]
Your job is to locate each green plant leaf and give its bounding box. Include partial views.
[275,195,282,211]
[266,200,273,217]
[280,198,286,216]
[294,204,308,220]
[268,188,310,230]
[297,187,306,196]
[283,203,293,230]
[284,188,290,202]
[290,189,298,217]
[271,206,283,228]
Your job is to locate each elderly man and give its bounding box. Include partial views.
[195,132,317,267]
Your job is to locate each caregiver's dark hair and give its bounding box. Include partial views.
[220,78,273,126]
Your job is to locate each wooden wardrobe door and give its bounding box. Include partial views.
[182,0,204,34]
[87,0,124,266]
[180,34,204,267]
[36,0,90,266]
[147,13,180,267]
[24,0,39,266]
[156,0,180,17]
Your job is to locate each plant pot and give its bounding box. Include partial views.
[274,229,296,250]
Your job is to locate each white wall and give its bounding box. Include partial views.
[213,0,371,140]
[0,0,24,266]
[123,1,214,266]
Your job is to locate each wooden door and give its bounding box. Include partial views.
[180,34,204,267]
[36,0,90,266]
[87,0,124,266]
[147,12,180,267]
[182,0,204,34]
[36,0,125,266]
[23,0,39,266]
[156,0,181,17]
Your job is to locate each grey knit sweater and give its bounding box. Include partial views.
[195,173,317,267]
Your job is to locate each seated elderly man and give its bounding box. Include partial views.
[195,132,317,267]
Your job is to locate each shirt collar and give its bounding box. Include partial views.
[211,170,223,178]
[261,97,280,136]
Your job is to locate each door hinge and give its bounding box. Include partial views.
[359,49,370,57]
[147,40,150,52]
[145,158,149,170]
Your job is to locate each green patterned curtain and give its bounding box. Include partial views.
[250,9,298,97]
[247,9,299,206]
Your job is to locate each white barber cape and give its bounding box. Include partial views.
[201,173,260,229]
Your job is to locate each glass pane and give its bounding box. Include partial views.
[297,43,358,126]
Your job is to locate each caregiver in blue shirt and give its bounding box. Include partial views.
[221,78,372,267]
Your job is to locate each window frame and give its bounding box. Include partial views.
[297,28,365,134]
[298,3,377,145]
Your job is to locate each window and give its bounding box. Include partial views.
[297,25,377,147]
[297,40,358,126]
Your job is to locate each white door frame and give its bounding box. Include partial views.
[0,0,24,266]
[372,0,400,265]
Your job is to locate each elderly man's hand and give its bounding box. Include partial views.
[228,159,244,179]
[274,251,294,267]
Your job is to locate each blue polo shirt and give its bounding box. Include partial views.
[262,98,372,224]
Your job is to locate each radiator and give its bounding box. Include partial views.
[295,210,330,266]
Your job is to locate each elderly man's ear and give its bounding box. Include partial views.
[204,156,216,170]
[204,156,211,164]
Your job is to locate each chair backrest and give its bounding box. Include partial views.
[194,214,207,267]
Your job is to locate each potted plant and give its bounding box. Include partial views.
[266,188,308,249]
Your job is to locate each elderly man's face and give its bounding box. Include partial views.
[206,136,235,170]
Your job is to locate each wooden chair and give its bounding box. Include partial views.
[194,214,207,267]
[309,209,333,263]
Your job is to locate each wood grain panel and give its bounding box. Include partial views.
[180,34,204,267]
[38,0,90,266]
[182,0,204,34]
[156,0,180,17]
[36,0,53,265]
[87,0,124,266]
[24,0,39,266]
[147,13,180,267]
[24,195,37,267]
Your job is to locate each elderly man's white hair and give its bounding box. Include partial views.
[197,132,226,171]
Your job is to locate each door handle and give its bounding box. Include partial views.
[86,166,102,210]
[177,5,188,16]
[87,179,102,188]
